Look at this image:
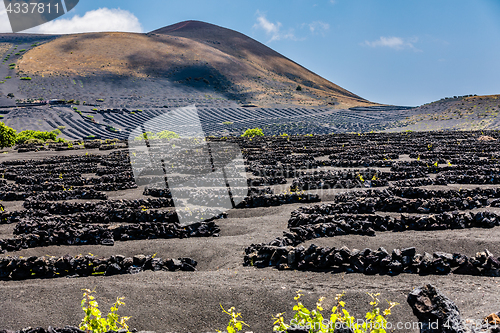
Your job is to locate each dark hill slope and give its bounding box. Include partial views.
[152,20,364,102]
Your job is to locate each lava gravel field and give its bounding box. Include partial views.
[2,131,500,332]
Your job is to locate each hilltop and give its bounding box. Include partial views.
[385,94,500,132]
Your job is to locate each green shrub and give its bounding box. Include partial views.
[222,121,234,125]
[79,288,130,333]
[19,49,25,52]
[92,108,98,111]
[217,305,249,333]
[96,98,104,102]
[15,129,62,144]
[272,291,398,333]
[24,138,44,145]
[5,76,11,79]
[241,128,264,137]
[20,77,32,80]
[0,122,17,148]
[8,63,15,67]
[134,130,180,141]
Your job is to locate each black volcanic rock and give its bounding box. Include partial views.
[407,284,466,333]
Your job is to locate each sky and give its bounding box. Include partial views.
[1,0,499,106]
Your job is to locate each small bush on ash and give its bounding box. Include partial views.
[0,121,17,148]
[217,291,397,332]
[241,128,264,137]
[217,305,249,333]
[80,288,130,333]
[134,130,180,141]
[15,129,65,144]
[272,291,398,333]
[25,138,44,145]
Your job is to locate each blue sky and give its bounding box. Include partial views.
[1,0,500,106]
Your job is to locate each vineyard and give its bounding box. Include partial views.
[1,131,500,332]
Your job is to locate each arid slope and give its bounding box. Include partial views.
[387,94,500,131]
[16,21,373,107]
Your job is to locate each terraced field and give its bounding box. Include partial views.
[1,131,500,332]
[0,104,417,141]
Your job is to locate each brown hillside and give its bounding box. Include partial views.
[415,94,500,115]
[388,94,500,131]
[17,21,373,107]
[153,21,363,100]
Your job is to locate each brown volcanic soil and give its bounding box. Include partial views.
[15,21,373,108]
[1,148,500,332]
[0,43,12,58]
[153,21,369,107]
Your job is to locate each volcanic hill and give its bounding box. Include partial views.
[13,20,372,108]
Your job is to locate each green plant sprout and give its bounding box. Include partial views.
[273,291,399,333]
[134,130,179,141]
[241,128,264,137]
[79,288,130,333]
[216,305,249,333]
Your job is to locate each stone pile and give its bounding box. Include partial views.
[234,193,320,208]
[0,220,219,253]
[0,253,197,280]
[0,188,107,203]
[244,244,500,276]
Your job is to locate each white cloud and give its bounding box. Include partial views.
[29,8,142,34]
[0,6,142,34]
[254,15,280,36]
[329,0,337,4]
[253,12,296,42]
[363,36,421,51]
[308,21,330,34]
